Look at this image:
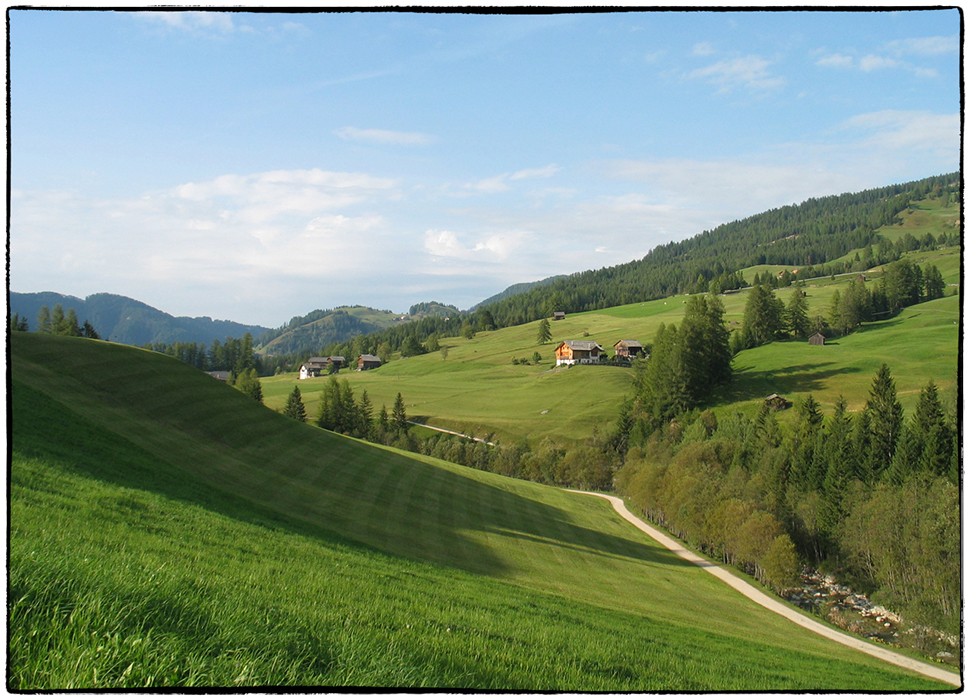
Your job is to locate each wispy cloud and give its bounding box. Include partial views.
[815,36,954,77]
[859,54,901,72]
[134,11,239,34]
[510,164,561,180]
[815,53,854,69]
[884,35,958,56]
[460,164,561,194]
[686,55,785,93]
[333,126,435,146]
[424,229,524,261]
[692,41,716,56]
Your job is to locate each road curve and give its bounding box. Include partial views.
[568,490,961,688]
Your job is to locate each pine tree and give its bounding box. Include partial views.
[785,288,810,338]
[865,364,903,480]
[283,385,307,422]
[357,390,374,438]
[392,392,409,433]
[37,306,52,333]
[818,396,854,536]
[536,318,552,344]
[741,284,784,347]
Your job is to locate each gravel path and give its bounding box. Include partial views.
[568,490,961,688]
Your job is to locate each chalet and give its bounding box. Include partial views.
[553,311,566,321]
[299,357,330,380]
[613,339,645,359]
[206,371,231,382]
[808,332,826,346]
[555,340,603,366]
[764,394,791,411]
[328,355,346,370]
[357,354,382,371]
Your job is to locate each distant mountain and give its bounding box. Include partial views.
[478,173,960,327]
[469,276,567,311]
[9,292,270,347]
[255,306,406,355]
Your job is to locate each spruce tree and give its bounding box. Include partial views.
[283,385,307,422]
[536,318,552,344]
[865,364,903,480]
[37,306,52,333]
[392,392,409,432]
[785,288,810,338]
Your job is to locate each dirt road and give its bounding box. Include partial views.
[569,490,961,688]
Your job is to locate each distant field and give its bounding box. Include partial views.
[9,333,947,690]
[264,248,959,443]
[875,196,961,244]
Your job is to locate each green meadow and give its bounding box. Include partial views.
[9,333,947,690]
[263,249,960,443]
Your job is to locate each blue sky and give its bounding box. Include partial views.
[9,8,961,327]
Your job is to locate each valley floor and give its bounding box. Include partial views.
[571,490,961,688]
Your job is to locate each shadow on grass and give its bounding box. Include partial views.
[12,374,690,585]
[717,362,864,405]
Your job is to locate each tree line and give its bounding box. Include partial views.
[25,304,101,339]
[614,365,958,634]
[476,174,957,329]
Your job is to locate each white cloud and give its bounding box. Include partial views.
[815,53,854,69]
[424,229,524,261]
[692,42,716,56]
[510,164,561,180]
[859,54,900,72]
[686,55,785,93]
[466,174,512,193]
[839,110,959,157]
[334,126,434,146]
[135,11,236,34]
[884,36,958,56]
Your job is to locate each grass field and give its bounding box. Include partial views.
[262,248,960,443]
[9,333,948,690]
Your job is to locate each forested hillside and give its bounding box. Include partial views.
[256,307,394,355]
[9,292,269,346]
[479,173,959,327]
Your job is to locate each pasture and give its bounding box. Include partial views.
[263,249,960,443]
[9,333,947,690]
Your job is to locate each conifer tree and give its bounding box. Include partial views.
[536,318,552,345]
[236,368,264,405]
[865,364,903,480]
[392,392,409,433]
[785,288,810,338]
[37,305,52,333]
[283,385,307,422]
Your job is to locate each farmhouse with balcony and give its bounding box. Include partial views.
[299,357,331,379]
[555,340,604,366]
[613,339,645,359]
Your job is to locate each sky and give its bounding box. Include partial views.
[9,8,962,328]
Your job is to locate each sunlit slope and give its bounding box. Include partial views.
[9,334,945,690]
[264,253,959,441]
[720,294,960,416]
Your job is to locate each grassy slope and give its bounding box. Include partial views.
[262,250,960,442]
[9,333,945,690]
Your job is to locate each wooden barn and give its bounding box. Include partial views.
[808,332,826,346]
[553,311,566,321]
[299,357,331,380]
[613,339,645,359]
[555,340,603,366]
[357,354,382,371]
